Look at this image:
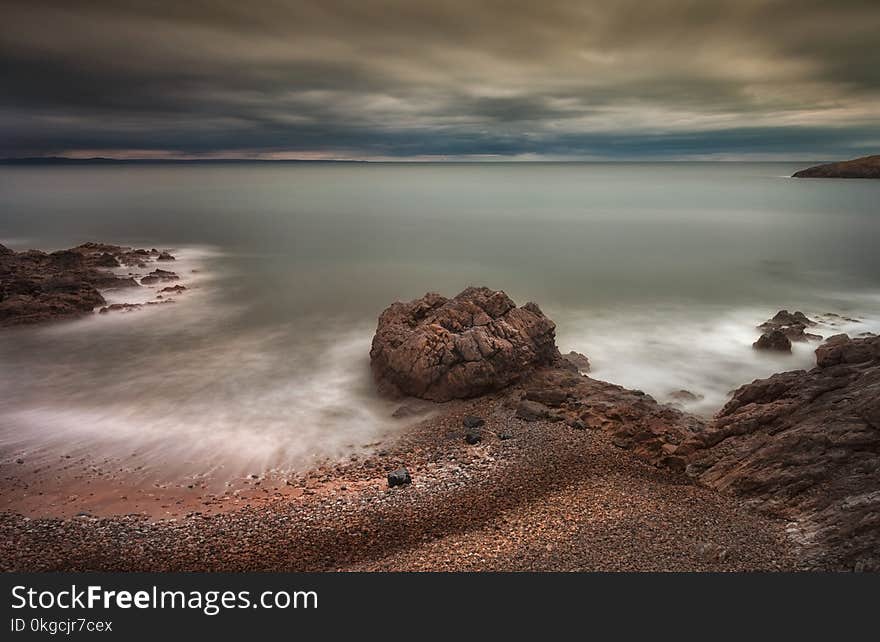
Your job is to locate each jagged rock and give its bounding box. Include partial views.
[562,351,591,373]
[140,269,179,285]
[462,416,485,429]
[370,287,561,401]
[157,251,176,261]
[464,427,482,444]
[678,334,880,570]
[758,310,821,343]
[753,329,792,352]
[91,253,120,268]
[760,310,815,329]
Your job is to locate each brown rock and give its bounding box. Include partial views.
[680,333,880,570]
[369,287,561,401]
[515,399,550,422]
[524,388,568,407]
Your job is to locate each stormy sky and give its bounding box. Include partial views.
[2,0,878,160]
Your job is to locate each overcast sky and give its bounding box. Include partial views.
[2,0,878,160]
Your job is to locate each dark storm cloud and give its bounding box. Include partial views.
[1,0,878,158]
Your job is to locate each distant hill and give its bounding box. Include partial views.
[0,157,368,165]
[792,155,880,178]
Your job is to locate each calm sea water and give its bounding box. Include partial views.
[1,162,879,477]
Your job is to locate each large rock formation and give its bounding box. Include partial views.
[676,334,880,570]
[370,287,561,401]
[792,154,880,179]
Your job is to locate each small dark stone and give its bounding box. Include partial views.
[15,458,24,464]
[498,430,514,440]
[462,415,485,429]
[387,468,412,487]
[566,419,587,430]
[464,428,482,445]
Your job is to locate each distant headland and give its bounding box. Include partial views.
[792,154,880,179]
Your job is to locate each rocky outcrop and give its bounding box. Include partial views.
[507,367,704,469]
[792,155,880,179]
[677,334,880,570]
[753,329,792,352]
[758,309,822,343]
[0,242,180,326]
[370,287,561,401]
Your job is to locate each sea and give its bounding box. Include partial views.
[1,161,878,479]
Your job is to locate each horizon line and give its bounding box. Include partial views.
[0,156,832,165]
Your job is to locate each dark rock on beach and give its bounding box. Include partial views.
[387,468,412,488]
[792,154,880,179]
[462,416,485,429]
[370,286,561,401]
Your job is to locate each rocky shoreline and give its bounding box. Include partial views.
[1,281,877,571]
[0,241,188,326]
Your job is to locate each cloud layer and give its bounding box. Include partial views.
[2,0,878,159]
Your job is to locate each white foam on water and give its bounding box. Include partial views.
[554,302,878,416]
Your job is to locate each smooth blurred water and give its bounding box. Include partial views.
[1,162,878,476]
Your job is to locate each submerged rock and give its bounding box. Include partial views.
[370,287,561,401]
[669,389,703,403]
[757,310,821,343]
[140,269,179,285]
